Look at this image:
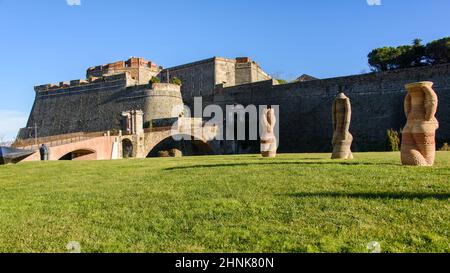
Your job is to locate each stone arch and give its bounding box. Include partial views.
[58,148,97,161]
[122,138,133,158]
[146,134,213,157]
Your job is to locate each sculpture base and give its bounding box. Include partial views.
[401,132,436,166]
[331,141,353,160]
[261,151,277,158]
[331,151,353,160]
[401,148,432,166]
[260,138,277,158]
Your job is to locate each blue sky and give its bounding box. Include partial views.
[0,0,449,140]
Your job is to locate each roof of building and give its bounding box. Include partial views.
[296,74,319,82]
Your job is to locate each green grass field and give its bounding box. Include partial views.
[0,152,449,253]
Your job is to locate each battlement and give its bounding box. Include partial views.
[34,73,131,95]
[87,57,160,72]
[86,57,160,78]
[33,56,272,99]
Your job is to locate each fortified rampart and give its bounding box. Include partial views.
[86,57,160,85]
[213,63,450,153]
[160,57,271,106]
[18,56,450,154]
[19,72,183,139]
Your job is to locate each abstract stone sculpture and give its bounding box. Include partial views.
[401,81,439,166]
[331,92,353,159]
[260,108,277,157]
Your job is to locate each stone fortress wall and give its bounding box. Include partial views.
[19,56,450,154]
[19,59,184,139]
[213,63,450,153]
[159,57,271,106]
[86,57,161,85]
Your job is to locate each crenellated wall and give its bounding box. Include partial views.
[86,57,161,85]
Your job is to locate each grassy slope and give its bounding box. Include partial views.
[0,152,449,253]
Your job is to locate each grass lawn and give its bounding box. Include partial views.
[0,152,449,253]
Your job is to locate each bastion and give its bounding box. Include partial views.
[17,56,450,154]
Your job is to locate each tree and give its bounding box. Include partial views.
[394,39,426,69]
[425,37,450,65]
[368,39,428,71]
[411,39,427,66]
[368,47,399,71]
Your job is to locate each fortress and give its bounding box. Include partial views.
[15,56,450,159]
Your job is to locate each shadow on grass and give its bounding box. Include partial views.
[286,192,450,200]
[165,161,398,171]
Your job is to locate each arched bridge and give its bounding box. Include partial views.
[17,118,218,162]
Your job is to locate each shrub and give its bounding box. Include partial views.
[276,79,288,84]
[439,143,450,151]
[170,77,182,86]
[157,150,170,157]
[169,148,182,157]
[385,129,400,151]
[150,76,160,83]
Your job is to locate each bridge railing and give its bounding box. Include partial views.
[12,131,108,150]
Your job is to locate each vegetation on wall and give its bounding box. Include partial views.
[170,77,182,86]
[275,79,288,84]
[368,37,450,72]
[150,76,160,83]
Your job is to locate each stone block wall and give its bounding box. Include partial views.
[235,58,271,86]
[19,75,183,139]
[160,57,272,108]
[143,83,183,121]
[160,58,217,107]
[20,57,450,154]
[86,57,160,85]
[213,64,450,153]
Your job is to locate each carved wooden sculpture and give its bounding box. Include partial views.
[401,82,439,166]
[331,92,353,159]
[260,108,277,157]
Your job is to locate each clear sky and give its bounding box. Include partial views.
[0,0,449,140]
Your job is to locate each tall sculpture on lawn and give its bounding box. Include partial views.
[331,92,353,159]
[260,108,277,157]
[401,81,439,166]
